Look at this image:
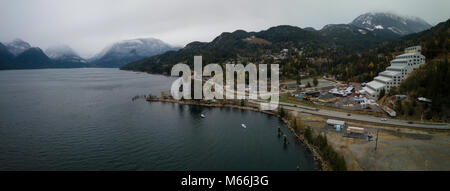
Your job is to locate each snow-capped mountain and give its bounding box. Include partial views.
[45,45,78,59]
[45,45,87,63]
[351,12,432,35]
[5,39,31,56]
[44,45,90,68]
[91,37,179,68]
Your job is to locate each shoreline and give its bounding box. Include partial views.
[146,96,330,171]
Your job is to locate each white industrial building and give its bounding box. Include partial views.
[326,119,346,132]
[361,46,425,99]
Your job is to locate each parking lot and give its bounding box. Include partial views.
[284,78,382,114]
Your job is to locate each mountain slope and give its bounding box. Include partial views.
[0,42,15,69]
[91,38,179,68]
[45,45,89,68]
[332,18,449,82]
[5,39,31,56]
[121,24,398,74]
[386,20,448,121]
[319,24,399,50]
[391,59,450,121]
[45,45,80,59]
[1,40,56,69]
[351,12,432,35]
[13,47,53,69]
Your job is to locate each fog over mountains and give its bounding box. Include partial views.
[121,12,435,74]
[45,45,89,68]
[89,38,180,68]
[45,45,82,59]
[0,37,178,69]
[0,12,437,70]
[5,39,31,56]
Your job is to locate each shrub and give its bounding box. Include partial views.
[304,127,312,142]
[304,128,347,171]
[279,108,286,118]
[313,78,319,87]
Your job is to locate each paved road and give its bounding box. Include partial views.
[206,79,449,130]
[250,100,450,130]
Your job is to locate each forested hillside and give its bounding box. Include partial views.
[331,19,449,82]
[121,24,398,75]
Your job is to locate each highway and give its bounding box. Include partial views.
[204,80,449,130]
[250,100,450,130]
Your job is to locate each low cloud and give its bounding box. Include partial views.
[1,0,448,58]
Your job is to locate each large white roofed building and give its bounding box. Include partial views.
[361,46,425,99]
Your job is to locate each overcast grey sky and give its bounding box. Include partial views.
[0,0,449,58]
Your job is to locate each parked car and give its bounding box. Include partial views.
[381,118,387,121]
[347,113,351,116]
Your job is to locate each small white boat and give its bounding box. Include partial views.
[200,114,206,118]
[241,124,247,128]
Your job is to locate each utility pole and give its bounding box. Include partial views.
[375,129,380,151]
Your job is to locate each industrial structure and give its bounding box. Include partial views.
[326,119,346,132]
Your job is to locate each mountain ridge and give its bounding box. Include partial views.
[120,18,407,74]
[5,39,31,56]
[0,37,177,69]
[0,12,437,70]
[45,45,90,68]
[331,18,449,82]
[350,12,432,35]
[13,47,53,69]
[90,37,180,68]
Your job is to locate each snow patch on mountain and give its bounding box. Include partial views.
[89,37,179,67]
[351,12,432,35]
[6,39,31,56]
[374,25,384,29]
[92,37,176,60]
[45,45,87,63]
[45,45,78,58]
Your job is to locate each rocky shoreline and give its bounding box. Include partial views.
[146,96,330,171]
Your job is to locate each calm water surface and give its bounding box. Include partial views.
[0,68,318,170]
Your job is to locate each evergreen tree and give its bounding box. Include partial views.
[296,72,302,85]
